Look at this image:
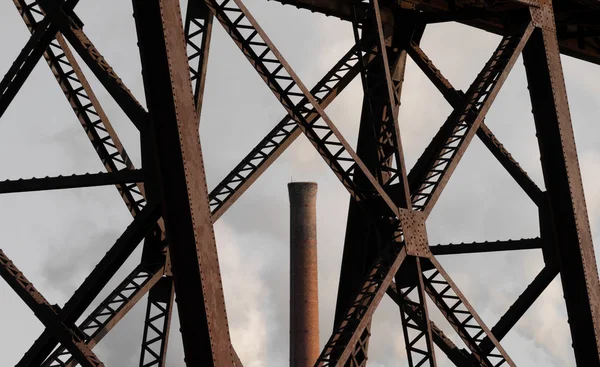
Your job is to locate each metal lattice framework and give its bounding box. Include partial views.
[1,0,600,365]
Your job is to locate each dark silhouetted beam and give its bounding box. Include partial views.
[0,18,54,117]
[138,276,174,367]
[16,205,160,367]
[0,170,145,194]
[479,266,559,354]
[40,0,149,132]
[430,238,541,255]
[133,0,234,364]
[0,250,104,367]
[524,21,600,364]
[387,282,477,367]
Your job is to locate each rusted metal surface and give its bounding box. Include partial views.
[395,257,437,367]
[332,9,423,363]
[387,282,476,366]
[288,183,320,367]
[1,0,600,365]
[523,2,600,362]
[423,256,515,366]
[269,0,600,65]
[132,0,233,364]
[139,276,174,367]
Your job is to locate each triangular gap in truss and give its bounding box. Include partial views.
[0,49,111,179]
[70,0,145,107]
[481,54,546,192]
[419,22,501,94]
[398,21,499,176]
[504,276,575,365]
[42,186,140,306]
[0,270,45,366]
[201,11,360,190]
[368,293,411,365]
[427,250,548,364]
[93,286,147,365]
[197,18,280,190]
[397,57,453,172]
[426,135,539,245]
[58,15,143,170]
[0,184,137,362]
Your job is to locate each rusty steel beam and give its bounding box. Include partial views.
[12,0,145,217]
[387,282,476,367]
[320,23,530,364]
[524,4,600,363]
[430,238,542,255]
[0,250,104,367]
[0,170,145,194]
[44,262,164,367]
[132,0,234,364]
[138,277,174,367]
[317,246,409,365]
[35,33,360,367]
[395,257,437,367]
[333,14,424,363]
[351,0,412,204]
[410,24,534,215]
[185,0,214,120]
[422,256,515,366]
[267,0,600,65]
[209,44,363,221]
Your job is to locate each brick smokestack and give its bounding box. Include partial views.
[288,182,319,367]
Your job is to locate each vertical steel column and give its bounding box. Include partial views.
[334,18,423,364]
[524,3,600,364]
[288,182,320,367]
[132,0,234,365]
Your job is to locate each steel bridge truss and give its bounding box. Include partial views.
[0,0,599,365]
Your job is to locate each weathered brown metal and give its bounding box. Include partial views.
[288,182,320,367]
[269,0,600,64]
[524,1,600,362]
[1,0,600,365]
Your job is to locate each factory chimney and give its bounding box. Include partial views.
[288,182,319,367]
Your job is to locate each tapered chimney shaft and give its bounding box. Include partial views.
[288,182,319,367]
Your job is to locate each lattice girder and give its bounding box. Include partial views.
[1,0,599,365]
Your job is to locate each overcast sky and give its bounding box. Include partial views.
[1,0,600,366]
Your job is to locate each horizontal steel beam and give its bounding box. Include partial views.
[430,238,541,255]
[267,0,600,65]
[0,170,145,194]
